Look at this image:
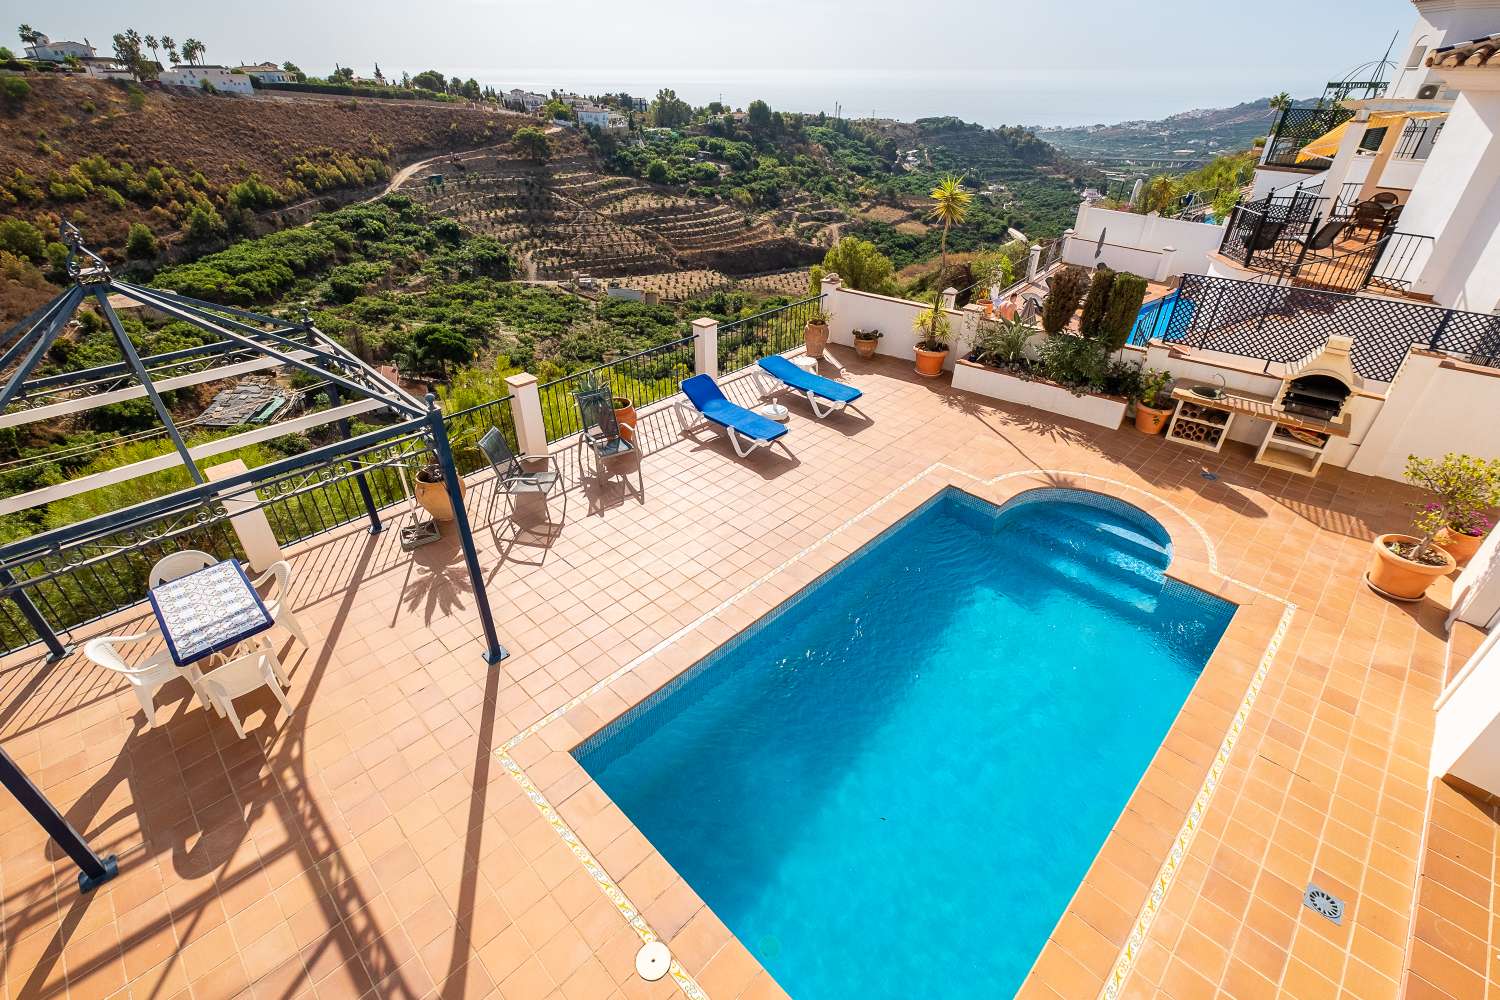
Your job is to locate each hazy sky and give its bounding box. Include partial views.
[10,0,1417,126]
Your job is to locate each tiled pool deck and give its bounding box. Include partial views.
[0,355,1477,999]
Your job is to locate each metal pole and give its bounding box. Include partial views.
[424,396,506,664]
[326,383,382,534]
[0,745,117,892]
[0,568,70,662]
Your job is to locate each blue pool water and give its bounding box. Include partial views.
[575,488,1234,999]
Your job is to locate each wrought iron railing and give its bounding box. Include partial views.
[1160,273,1500,382]
[1263,105,1356,171]
[718,295,824,374]
[0,402,519,656]
[1394,118,1442,160]
[537,335,696,442]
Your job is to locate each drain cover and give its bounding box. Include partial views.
[636,940,672,982]
[1303,883,1344,924]
[1200,469,1219,481]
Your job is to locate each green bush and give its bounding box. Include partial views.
[1100,272,1148,352]
[0,218,44,262]
[125,222,157,259]
[1077,267,1115,339]
[183,202,226,241]
[1,76,30,104]
[1041,265,1090,335]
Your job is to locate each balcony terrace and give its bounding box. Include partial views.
[1,312,1494,1000]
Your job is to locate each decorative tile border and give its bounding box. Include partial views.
[497,750,709,999]
[493,463,1298,1000]
[1097,601,1296,1000]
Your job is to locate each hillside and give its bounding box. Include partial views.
[0,75,524,259]
[1039,98,1312,164]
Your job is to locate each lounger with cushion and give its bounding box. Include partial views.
[757,355,864,418]
[679,374,789,458]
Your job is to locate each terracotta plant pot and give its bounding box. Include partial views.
[613,396,637,444]
[414,471,464,523]
[914,346,948,378]
[1438,527,1486,563]
[1365,533,1456,601]
[854,336,879,360]
[804,320,830,359]
[1134,403,1172,435]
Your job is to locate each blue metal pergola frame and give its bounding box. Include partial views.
[0,226,509,892]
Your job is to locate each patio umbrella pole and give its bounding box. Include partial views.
[0,746,117,892]
[425,397,507,664]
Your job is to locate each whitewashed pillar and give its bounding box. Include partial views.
[1157,246,1178,283]
[940,287,958,311]
[1322,110,1371,208]
[205,459,283,573]
[505,372,548,457]
[960,303,985,357]
[1027,244,1042,279]
[692,316,718,379]
[819,271,841,312]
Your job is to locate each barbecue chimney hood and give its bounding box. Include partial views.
[1283,335,1359,389]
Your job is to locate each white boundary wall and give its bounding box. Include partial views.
[1066,205,1226,280]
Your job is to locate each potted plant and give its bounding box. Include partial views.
[1366,453,1499,599]
[1440,510,1492,563]
[852,328,882,360]
[1133,368,1174,434]
[413,454,464,523]
[912,305,951,378]
[804,308,830,359]
[613,390,637,444]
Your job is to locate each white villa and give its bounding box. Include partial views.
[157,64,255,95]
[506,87,546,111]
[20,34,95,62]
[234,62,290,84]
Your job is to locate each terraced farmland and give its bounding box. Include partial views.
[402,141,822,282]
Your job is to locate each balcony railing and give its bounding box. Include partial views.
[1157,273,1500,382]
[1218,194,1431,295]
[1263,105,1356,171]
[537,334,696,442]
[718,294,823,375]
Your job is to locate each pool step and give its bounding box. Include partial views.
[998,537,1164,617]
[1033,505,1171,570]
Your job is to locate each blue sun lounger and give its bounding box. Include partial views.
[757,355,864,418]
[678,374,790,458]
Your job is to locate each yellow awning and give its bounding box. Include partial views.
[1297,111,1447,163]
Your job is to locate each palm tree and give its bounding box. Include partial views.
[161,35,177,64]
[144,34,158,65]
[182,38,203,65]
[927,174,972,298]
[1268,92,1293,113]
[17,24,41,48]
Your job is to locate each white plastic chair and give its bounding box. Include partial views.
[83,633,211,728]
[200,639,292,739]
[249,560,310,647]
[148,549,216,588]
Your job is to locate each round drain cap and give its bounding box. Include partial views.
[636,941,672,981]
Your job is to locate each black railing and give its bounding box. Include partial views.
[0,402,519,656]
[1220,194,1431,294]
[1394,118,1442,160]
[1263,105,1356,171]
[537,335,696,442]
[1161,273,1500,382]
[718,295,824,374]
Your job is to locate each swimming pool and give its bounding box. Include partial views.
[574,487,1235,999]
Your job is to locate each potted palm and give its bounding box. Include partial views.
[912,306,951,377]
[1133,368,1173,434]
[804,308,830,359]
[852,328,882,360]
[1367,453,1499,599]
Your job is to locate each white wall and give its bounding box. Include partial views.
[1349,351,1500,480]
[823,282,968,371]
[1432,629,1500,791]
[1451,529,1500,632]
[1403,85,1500,311]
[1389,2,1500,100]
[1066,205,1226,279]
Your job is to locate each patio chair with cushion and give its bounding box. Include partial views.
[1350,200,1391,234]
[148,549,216,588]
[477,425,564,526]
[1292,218,1351,259]
[84,632,212,727]
[574,388,643,501]
[757,355,865,418]
[678,374,790,458]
